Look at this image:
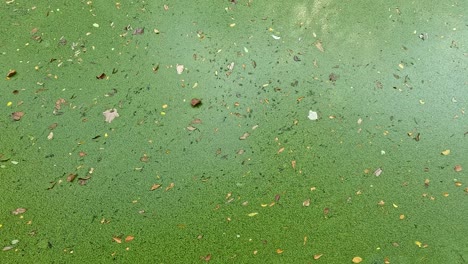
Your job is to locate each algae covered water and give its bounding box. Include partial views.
[1,0,467,263]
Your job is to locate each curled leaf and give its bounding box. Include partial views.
[150,184,161,191]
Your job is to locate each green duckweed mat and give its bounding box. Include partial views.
[1,0,467,263]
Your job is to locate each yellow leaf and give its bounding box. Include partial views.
[415,241,422,247]
[441,149,450,155]
[248,212,258,217]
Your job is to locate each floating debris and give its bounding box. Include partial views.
[307,110,318,121]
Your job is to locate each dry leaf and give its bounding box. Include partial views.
[191,98,202,107]
[352,256,363,263]
[150,184,161,191]
[277,147,285,154]
[313,254,323,260]
[125,235,134,242]
[291,160,296,169]
[276,249,284,254]
[165,182,175,191]
[374,168,383,176]
[441,149,450,155]
[314,40,324,52]
[12,208,27,215]
[112,237,122,244]
[103,109,119,123]
[454,165,462,172]
[303,199,310,207]
[11,111,24,121]
[96,73,107,79]
[6,69,17,78]
[66,173,77,182]
[176,64,184,74]
[239,132,250,140]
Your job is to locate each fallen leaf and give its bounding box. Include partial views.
[150,184,161,191]
[176,64,184,74]
[314,40,324,52]
[291,160,296,169]
[165,182,175,191]
[11,111,24,121]
[187,126,197,131]
[96,73,107,79]
[374,168,383,176]
[248,212,258,217]
[303,199,310,207]
[125,235,134,242]
[352,256,363,263]
[441,149,450,155]
[12,208,27,215]
[112,236,122,244]
[6,69,17,78]
[132,28,144,35]
[66,173,77,182]
[276,248,283,254]
[239,132,250,140]
[190,98,202,107]
[103,109,119,123]
[313,254,323,260]
[201,254,211,262]
[54,98,66,110]
[454,165,462,172]
[274,194,280,202]
[277,147,285,154]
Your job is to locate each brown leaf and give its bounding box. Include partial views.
[140,154,149,162]
[150,184,161,191]
[291,160,296,169]
[66,173,77,182]
[191,98,202,107]
[48,123,58,130]
[165,182,175,191]
[96,73,107,79]
[454,165,462,172]
[11,111,24,121]
[12,208,27,215]
[6,69,17,78]
[125,235,134,242]
[201,254,211,262]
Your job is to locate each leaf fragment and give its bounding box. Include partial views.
[352,256,363,263]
